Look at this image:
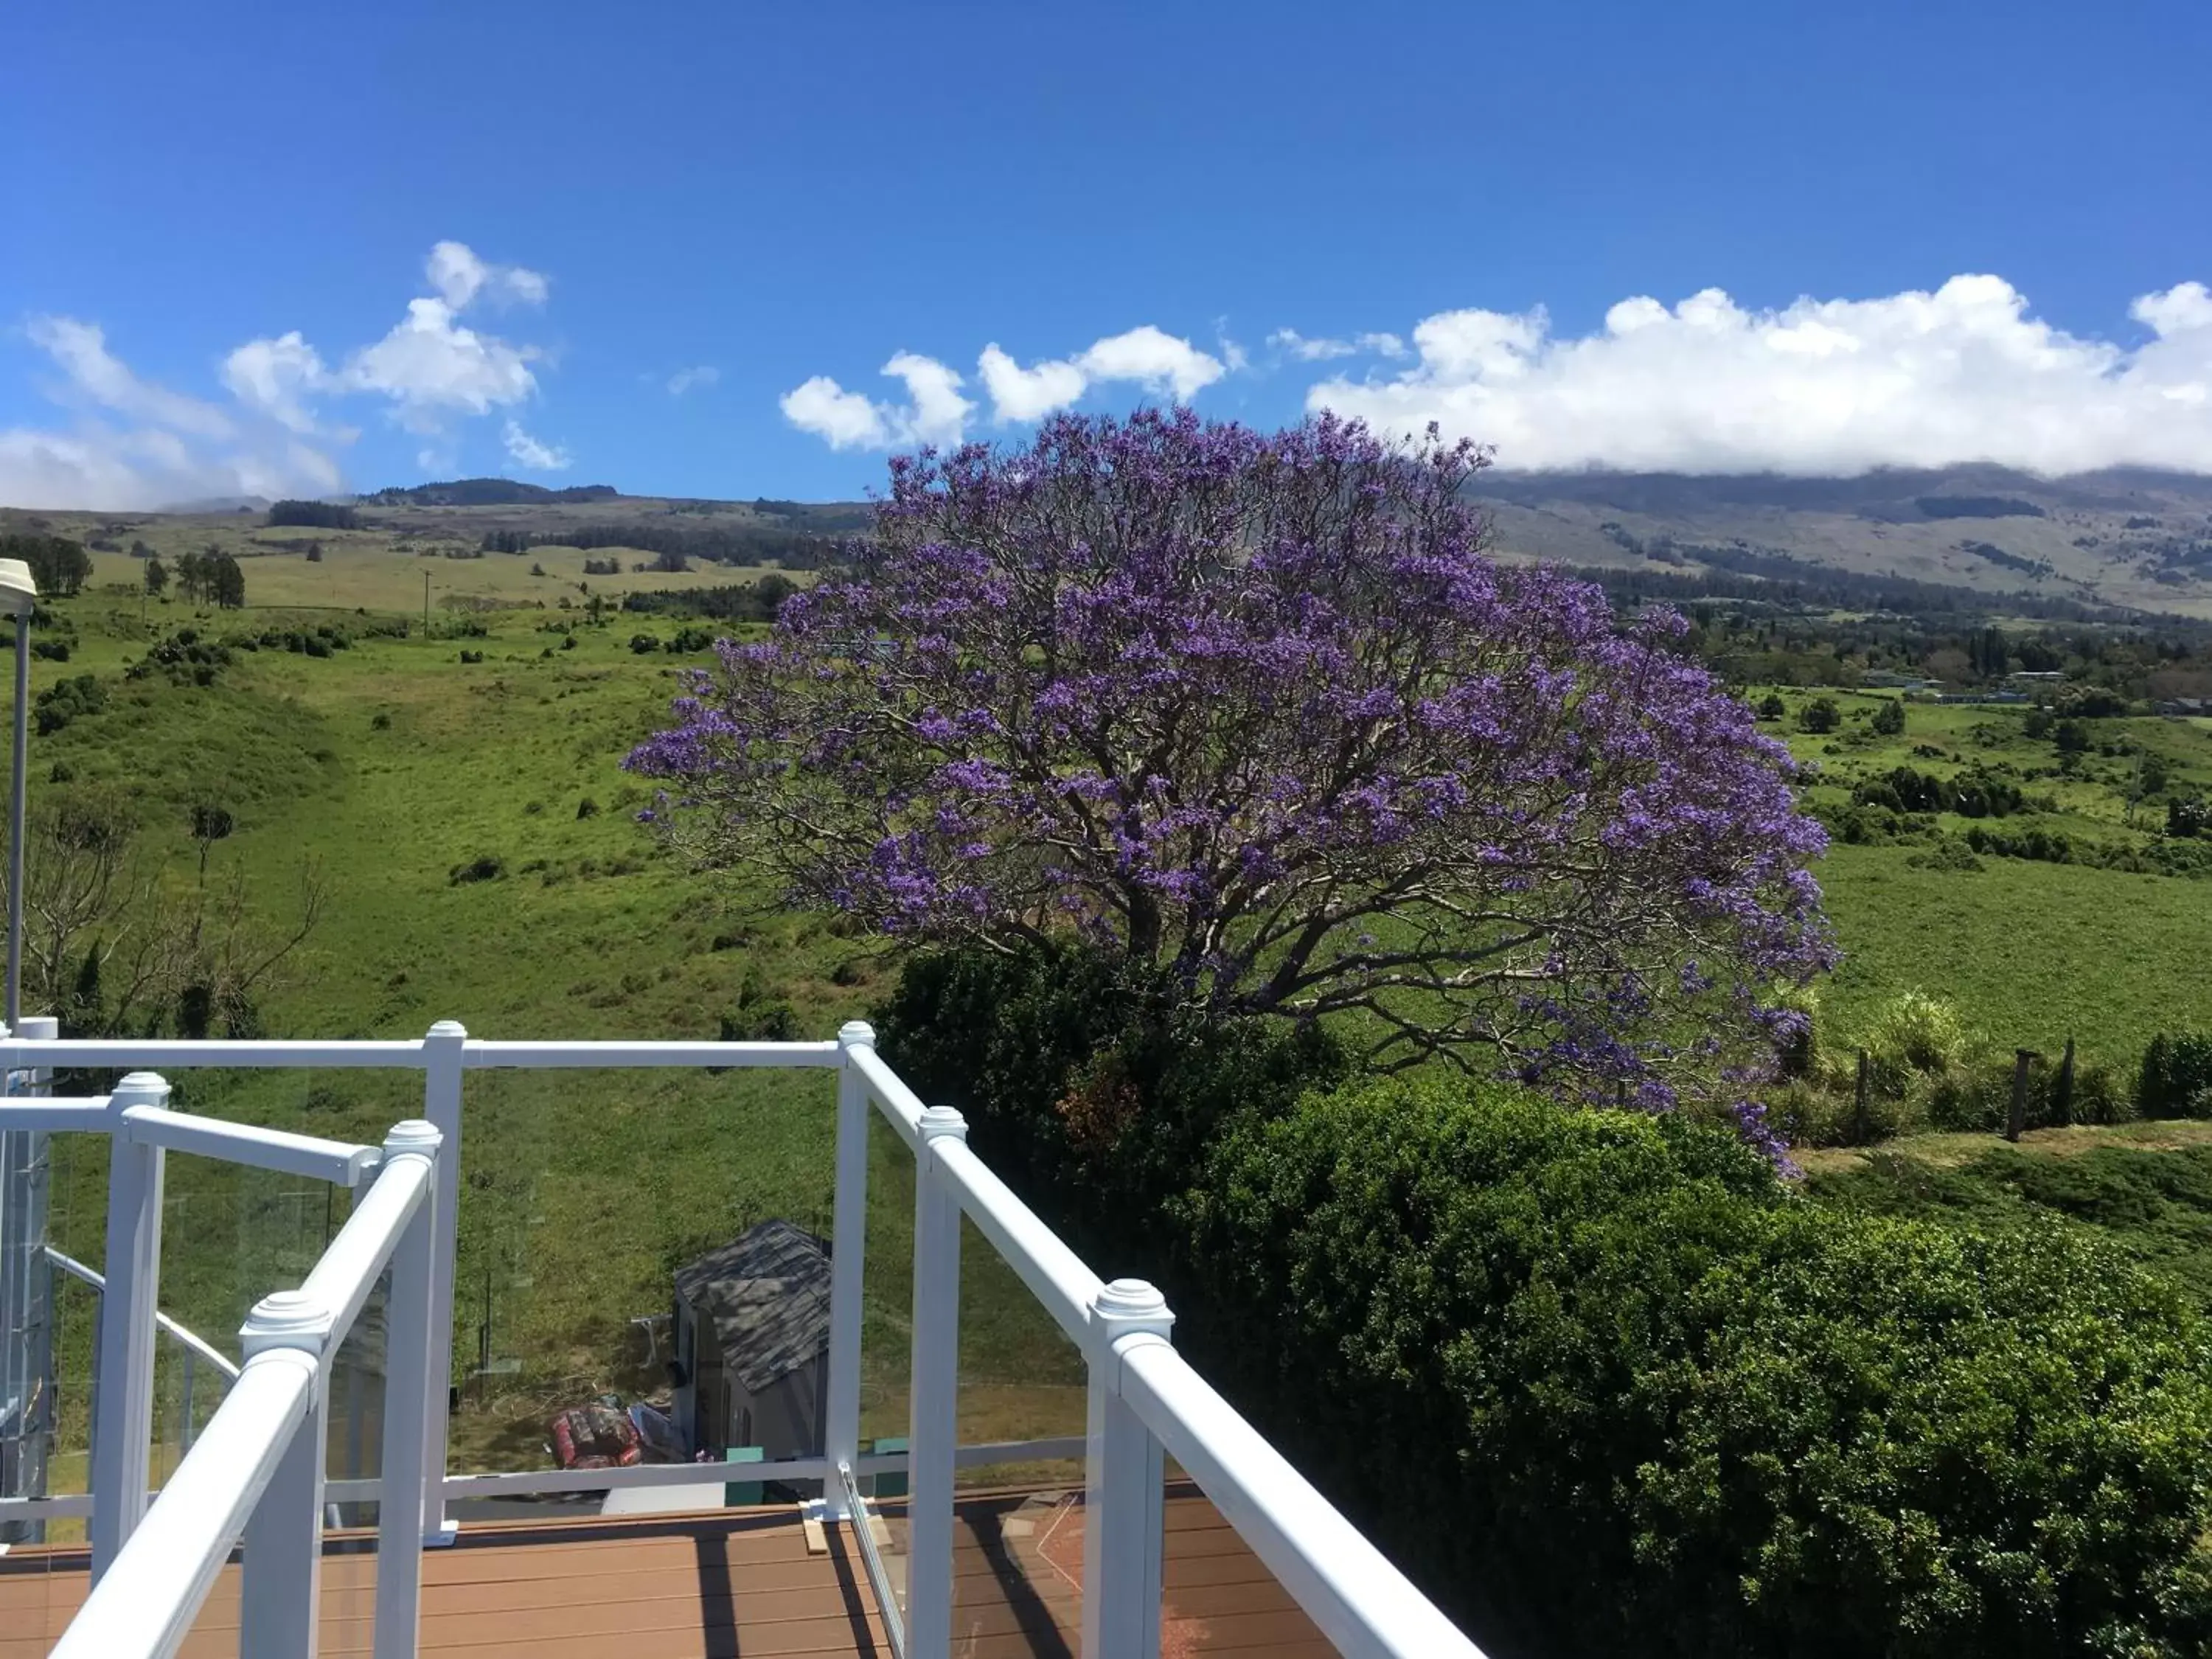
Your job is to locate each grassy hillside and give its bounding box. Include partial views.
[26,588,1082,1476]
[14,571,2212,1478]
[1764,686,2212,1065]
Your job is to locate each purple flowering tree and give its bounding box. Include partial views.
[628,410,1832,1119]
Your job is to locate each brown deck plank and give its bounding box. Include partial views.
[3,1484,1326,1658]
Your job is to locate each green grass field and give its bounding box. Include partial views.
[15,588,2212,1474]
[1764,686,2212,1068]
[24,590,1082,1476]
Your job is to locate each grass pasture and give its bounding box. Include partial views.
[23,594,1082,1478]
[11,574,2212,1475]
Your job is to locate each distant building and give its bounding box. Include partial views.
[2156,698,2212,717]
[671,1220,832,1462]
[1862,670,1937,691]
[1935,690,2029,705]
[2006,671,2065,684]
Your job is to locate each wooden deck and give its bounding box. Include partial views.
[0,1484,1326,1658]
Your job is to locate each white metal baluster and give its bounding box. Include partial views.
[907,1105,967,1659]
[375,1119,442,1659]
[240,1292,330,1659]
[824,1020,874,1520]
[1083,1281,1173,1659]
[417,1020,465,1543]
[88,1070,170,1580]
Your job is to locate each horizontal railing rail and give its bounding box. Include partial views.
[13,1019,1486,1659]
[46,1247,241,1382]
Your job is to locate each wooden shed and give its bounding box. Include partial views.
[669,1220,832,1462]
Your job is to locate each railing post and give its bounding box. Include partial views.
[824,1020,873,1520]
[1082,1280,1174,1659]
[0,1013,58,1548]
[89,1071,170,1581]
[418,1020,465,1543]
[239,1292,330,1659]
[906,1105,967,1659]
[375,1119,442,1659]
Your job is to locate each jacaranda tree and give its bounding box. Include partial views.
[628,410,1832,1133]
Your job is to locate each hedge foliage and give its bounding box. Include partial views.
[880,947,2212,1658]
[1181,1079,2212,1659]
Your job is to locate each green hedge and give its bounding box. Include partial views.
[875,943,1343,1262]
[1180,1079,2212,1658]
[2140,1034,2212,1119]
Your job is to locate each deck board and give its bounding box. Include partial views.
[0,1484,1326,1658]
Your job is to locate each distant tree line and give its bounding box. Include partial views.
[267,499,361,530]
[620,575,799,624]
[480,520,838,571]
[0,532,94,597]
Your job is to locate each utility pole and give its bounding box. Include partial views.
[423,570,431,636]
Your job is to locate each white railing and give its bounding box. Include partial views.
[0,1021,1484,1659]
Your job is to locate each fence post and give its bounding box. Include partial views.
[824,1020,874,1520]
[1084,1280,1174,1659]
[906,1105,967,1659]
[2006,1048,2037,1143]
[1853,1050,1871,1145]
[240,1292,329,1659]
[89,1071,170,1581]
[375,1120,442,1659]
[418,1021,465,1543]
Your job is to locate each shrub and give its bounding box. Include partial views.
[2140,1034,2212,1120]
[447,855,504,885]
[1180,1077,2212,1658]
[34,673,108,735]
[876,942,1344,1256]
[30,639,69,663]
[629,633,660,654]
[1859,989,1969,1091]
[1870,697,1905,734]
[1796,695,1840,733]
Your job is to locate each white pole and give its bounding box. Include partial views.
[1083,1280,1173,1659]
[417,1021,465,1543]
[824,1020,874,1520]
[374,1120,441,1659]
[7,598,27,1028]
[239,1294,329,1659]
[89,1071,170,1579]
[906,1105,967,1659]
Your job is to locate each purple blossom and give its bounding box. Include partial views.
[626,410,1834,1143]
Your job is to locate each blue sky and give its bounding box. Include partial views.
[4,0,2211,507]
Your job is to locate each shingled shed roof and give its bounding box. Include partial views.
[674,1220,832,1394]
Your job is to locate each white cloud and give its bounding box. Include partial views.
[221,330,329,433]
[978,344,1087,424]
[884,352,973,445]
[787,324,1231,448]
[503,419,571,472]
[1268,328,1408,362]
[1,240,562,508]
[342,297,539,430]
[667,364,720,395]
[1074,327,1224,400]
[0,316,340,508]
[781,353,974,450]
[1308,276,2212,474]
[27,316,234,438]
[780,375,895,450]
[425,240,548,310]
